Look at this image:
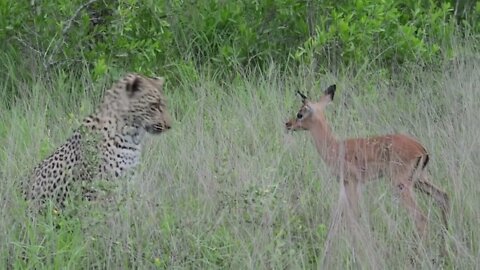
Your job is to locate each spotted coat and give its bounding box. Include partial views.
[24,73,172,208]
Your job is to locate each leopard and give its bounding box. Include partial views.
[23,73,172,209]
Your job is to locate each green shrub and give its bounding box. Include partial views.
[0,0,477,87]
[294,0,456,70]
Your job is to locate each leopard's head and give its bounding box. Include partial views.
[121,73,172,134]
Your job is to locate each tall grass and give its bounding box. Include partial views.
[1,48,479,269]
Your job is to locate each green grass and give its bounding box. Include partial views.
[1,51,480,269]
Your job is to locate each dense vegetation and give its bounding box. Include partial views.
[2,0,479,79]
[1,0,479,269]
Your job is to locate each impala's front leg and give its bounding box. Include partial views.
[341,162,364,220]
[343,178,360,219]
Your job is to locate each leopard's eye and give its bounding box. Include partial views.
[149,102,164,113]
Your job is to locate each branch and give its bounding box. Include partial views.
[62,0,99,36]
[12,36,43,56]
[46,0,99,67]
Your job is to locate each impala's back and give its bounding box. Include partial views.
[342,134,428,181]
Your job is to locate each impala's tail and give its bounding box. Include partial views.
[421,153,429,169]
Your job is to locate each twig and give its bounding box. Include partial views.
[454,0,459,18]
[46,0,99,67]
[62,0,99,36]
[12,36,43,56]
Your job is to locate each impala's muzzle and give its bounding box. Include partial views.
[286,119,302,131]
[285,120,294,131]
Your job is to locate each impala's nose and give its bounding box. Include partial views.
[285,121,292,130]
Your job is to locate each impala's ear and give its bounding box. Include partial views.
[296,91,308,104]
[325,84,336,100]
[320,84,336,103]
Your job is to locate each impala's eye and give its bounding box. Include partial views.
[297,112,303,119]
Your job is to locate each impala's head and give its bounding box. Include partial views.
[285,84,336,131]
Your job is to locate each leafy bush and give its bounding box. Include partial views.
[0,0,478,82]
[294,0,454,68]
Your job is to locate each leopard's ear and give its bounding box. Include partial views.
[153,76,164,84]
[152,76,165,89]
[126,76,141,96]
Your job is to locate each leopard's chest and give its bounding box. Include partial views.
[100,135,143,178]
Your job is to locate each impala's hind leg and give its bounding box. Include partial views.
[391,160,430,243]
[395,181,429,240]
[414,174,450,230]
[415,173,450,257]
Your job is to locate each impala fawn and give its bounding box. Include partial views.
[286,84,450,255]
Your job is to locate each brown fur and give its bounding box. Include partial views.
[286,85,450,255]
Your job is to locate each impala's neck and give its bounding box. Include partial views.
[309,116,340,166]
